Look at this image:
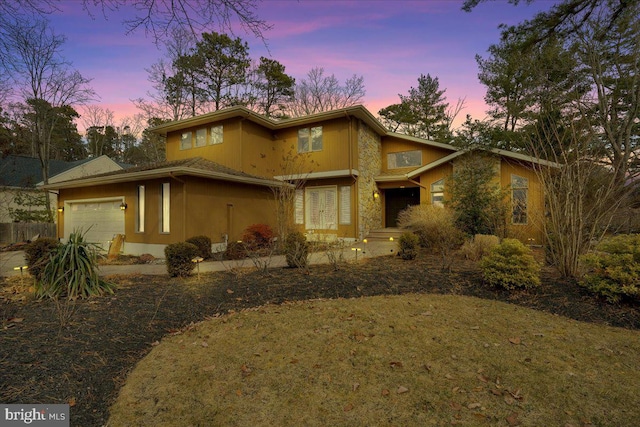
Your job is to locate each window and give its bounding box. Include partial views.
[431,179,444,207]
[388,150,422,169]
[180,132,192,150]
[339,186,351,224]
[195,128,207,147]
[136,185,145,232]
[298,126,322,153]
[294,189,304,224]
[210,125,223,145]
[161,182,170,233]
[511,174,528,224]
[305,186,337,230]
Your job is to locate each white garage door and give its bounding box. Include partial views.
[65,199,125,249]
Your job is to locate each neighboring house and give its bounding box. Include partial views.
[43,105,554,257]
[0,155,125,224]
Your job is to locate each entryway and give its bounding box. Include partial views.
[384,187,420,227]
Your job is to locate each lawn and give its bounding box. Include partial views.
[1,252,639,426]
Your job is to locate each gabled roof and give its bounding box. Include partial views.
[150,105,389,136]
[40,157,286,190]
[0,155,95,188]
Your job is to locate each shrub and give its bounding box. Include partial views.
[24,237,60,281]
[284,231,308,268]
[186,235,212,259]
[398,232,419,260]
[580,234,640,303]
[225,241,247,260]
[165,242,199,277]
[138,253,155,264]
[35,232,113,299]
[397,205,464,270]
[460,234,500,261]
[480,238,541,290]
[242,224,274,250]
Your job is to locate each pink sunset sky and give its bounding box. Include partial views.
[46,0,552,132]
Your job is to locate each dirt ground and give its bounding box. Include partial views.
[1,252,639,427]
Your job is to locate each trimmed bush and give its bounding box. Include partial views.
[36,232,113,299]
[165,242,199,277]
[480,238,541,290]
[580,234,640,303]
[225,241,247,260]
[284,231,308,268]
[242,224,274,250]
[398,232,419,260]
[460,234,500,261]
[24,237,60,281]
[186,235,212,259]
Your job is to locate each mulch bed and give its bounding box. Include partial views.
[1,252,639,426]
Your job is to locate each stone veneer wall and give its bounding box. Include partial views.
[357,121,383,239]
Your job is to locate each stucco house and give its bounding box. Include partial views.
[43,105,552,257]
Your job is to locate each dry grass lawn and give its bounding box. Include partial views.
[108,294,640,426]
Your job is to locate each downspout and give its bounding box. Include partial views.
[169,172,187,241]
[346,112,360,239]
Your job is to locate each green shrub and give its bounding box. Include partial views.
[225,241,247,260]
[480,238,541,290]
[24,237,60,281]
[186,235,212,259]
[398,232,419,260]
[165,242,199,277]
[242,224,274,250]
[580,234,640,303]
[284,231,308,268]
[460,234,500,261]
[35,232,113,299]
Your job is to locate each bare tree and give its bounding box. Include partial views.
[0,18,94,220]
[288,67,365,117]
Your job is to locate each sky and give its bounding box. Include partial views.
[45,0,554,132]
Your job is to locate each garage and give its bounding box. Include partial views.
[64,199,125,250]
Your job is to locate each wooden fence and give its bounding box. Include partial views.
[0,222,57,244]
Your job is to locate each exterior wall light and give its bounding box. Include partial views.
[120,202,128,211]
[373,189,380,199]
[57,207,64,212]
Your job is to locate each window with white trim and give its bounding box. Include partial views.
[511,174,528,224]
[136,185,145,232]
[339,185,351,224]
[305,186,337,230]
[161,182,170,233]
[431,178,444,207]
[298,126,322,153]
[180,132,192,150]
[210,125,223,145]
[195,128,207,147]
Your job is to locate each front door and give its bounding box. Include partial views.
[385,187,420,227]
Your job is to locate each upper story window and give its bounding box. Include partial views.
[180,132,192,150]
[298,126,322,153]
[511,174,528,224]
[195,128,207,147]
[431,178,444,207]
[388,150,422,169]
[210,125,223,145]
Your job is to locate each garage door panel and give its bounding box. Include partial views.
[65,200,124,249]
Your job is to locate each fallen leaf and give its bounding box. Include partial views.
[381,389,390,396]
[506,411,520,426]
[201,342,208,348]
[151,341,160,346]
[467,402,481,409]
[68,397,76,407]
[240,364,252,376]
[290,359,299,364]
[450,401,462,411]
[352,383,360,392]
[343,403,354,412]
[8,317,24,323]
[490,389,502,396]
[236,389,243,397]
[389,361,403,368]
[202,365,216,372]
[397,386,409,394]
[509,337,521,345]
[477,374,489,383]
[226,289,234,294]
[504,395,515,405]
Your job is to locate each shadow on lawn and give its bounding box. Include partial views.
[1,252,638,426]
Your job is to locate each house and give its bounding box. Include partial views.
[43,105,553,257]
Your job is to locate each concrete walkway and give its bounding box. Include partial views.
[1,240,398,278]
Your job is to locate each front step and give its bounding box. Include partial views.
[365,228,403,241]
